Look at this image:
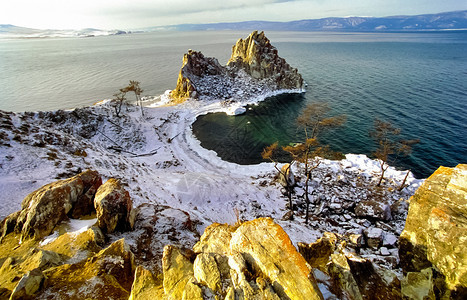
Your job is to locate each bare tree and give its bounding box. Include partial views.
[111,90,127,118]
[283,102,346,223]
[296,102,346,140]
[121,80,144,117]
[261,142,295,215]
[283,139,329,223]
[369,119,419,187]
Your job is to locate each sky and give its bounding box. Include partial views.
[1,0,466,30]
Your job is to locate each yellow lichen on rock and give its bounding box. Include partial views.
[40,226,104,259]
[193,222,235,255]
[37,238,136,299]
[400,164,467,296]
[230,217,323,300]
[129,266,165,300]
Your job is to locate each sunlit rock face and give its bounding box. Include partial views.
[0,170,101,242]
[228,30,303,89]
[162,218,323,299]
[170,31,304,102]
[170,50,225,101]
[94,178,133,234]
[37,238,136,299]
[399,164,467,298]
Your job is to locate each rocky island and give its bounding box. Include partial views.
[0,31,465,299]
[170,31,303,105]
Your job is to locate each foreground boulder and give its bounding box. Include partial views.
[40,226,104,259]
[129,266,164,300]
[0,246,64,297]
[162,245,202,300]
[162,217,323,299]
[170,31,303,101]
[9,268,45,300]
[231,218,322,299]
[94,178,133,234]
[0,170,101,241]
[37,238,136,299]
[399,164,467,298]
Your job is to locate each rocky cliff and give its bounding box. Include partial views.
[170,31,304,102]
[399,164,467,299]
[228,31,303,89]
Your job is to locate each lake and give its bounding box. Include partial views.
[1,31,466,177]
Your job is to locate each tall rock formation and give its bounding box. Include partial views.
[228,30,303,89]
[399,164,467,299]
[170,31,304,102]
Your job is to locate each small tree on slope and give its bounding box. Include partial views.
[121,80,144,117]
[262,102,346,223]
[111,90,127,118]
[369,119,419,187]
[283,102,346,224]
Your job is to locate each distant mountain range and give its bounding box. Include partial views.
[1,10,466,39]
[148,10,467,32]
[0,24,128,38]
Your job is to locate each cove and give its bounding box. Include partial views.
[192,93,306,165]
[193,92,423,178]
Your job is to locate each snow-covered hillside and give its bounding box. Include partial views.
[0,94,423,257]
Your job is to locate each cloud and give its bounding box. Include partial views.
[1,0,466,29]
[79,0,304,28]
[94,0,298,18]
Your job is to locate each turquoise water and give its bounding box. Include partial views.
[1,31,466,178]
[193,32,467,178]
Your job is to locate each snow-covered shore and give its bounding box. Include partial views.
[0,94,423,249]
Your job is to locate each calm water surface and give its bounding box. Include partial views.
[1,31,466,177]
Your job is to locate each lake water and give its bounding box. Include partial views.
[1,31,466,178]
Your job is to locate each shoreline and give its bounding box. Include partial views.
[0,94,423,220]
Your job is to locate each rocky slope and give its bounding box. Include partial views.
[170,31,304,102]
[0,171,324,299]
[0,100,428,299]
[0,164,464,299]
